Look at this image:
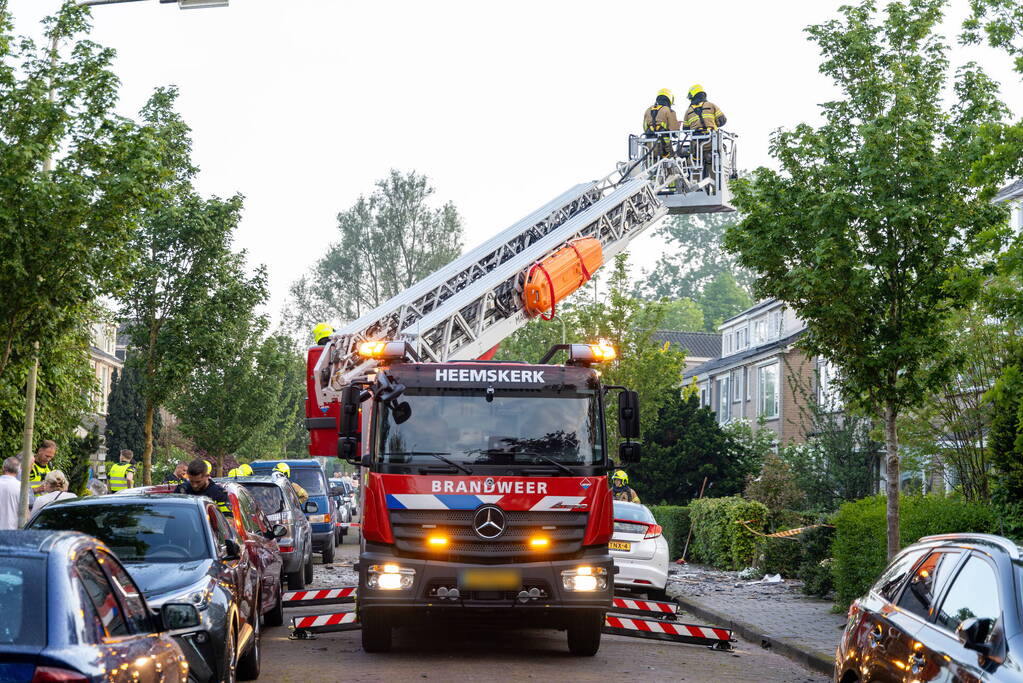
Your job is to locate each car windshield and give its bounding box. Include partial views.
[0,557,45,646]
[375,389,603,467]
[290,468,325,495]
[241,484,284,514]
[29,503,210,563]
[613,502,655,523]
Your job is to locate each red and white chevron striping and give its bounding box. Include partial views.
[283,587,357,602]
[292,612,358,629]
[611,597,676,613]
[604,615,731,641]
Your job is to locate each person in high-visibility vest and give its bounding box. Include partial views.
[28,439,57,494]
[107,450,136,493]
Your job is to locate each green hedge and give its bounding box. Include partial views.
[688,496,770,570]
[833,494,999,606]
[650,505,690,560]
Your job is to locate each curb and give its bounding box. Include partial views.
[672,594,835,677]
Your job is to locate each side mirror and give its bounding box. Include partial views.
[222,538,241,561]
[618,391,640,440]
[339,385,361,437]
[337,436,360,463]
[161,602,201,631]
[303,500,319,514]
[957,617,994,654]
[269,523,287,539]
[391,401,412,425]
[619,442,641,464]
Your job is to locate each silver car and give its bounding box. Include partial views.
[233,476,315,590]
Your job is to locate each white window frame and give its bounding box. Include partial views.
[758,362,780,420]
[744,366,751,401]
[731,369,742,403]
[716,376,730,423]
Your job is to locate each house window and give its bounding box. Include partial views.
[739,327,747,350]
[758,363,779,419]
[724,334,732,355]
[716,377,730,423]
[774,308,785,337]
[817,360,842,412]
[700,387,708,407]
[753,318,766,345]
[744,366,750,401]
[731,369,742,403]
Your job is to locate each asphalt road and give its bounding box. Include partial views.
[260,528,828,683]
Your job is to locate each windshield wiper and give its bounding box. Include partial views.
[483,449,575,475]
[382,451,473,475]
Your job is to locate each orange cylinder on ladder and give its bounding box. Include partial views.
[522,238,603,320]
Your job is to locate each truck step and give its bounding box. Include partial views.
[283,587,357,607]
[603,615,733,650]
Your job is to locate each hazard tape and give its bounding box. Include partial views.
[603,615,732,649]
[283,586,357,607]
[734,519,834,540]
[290,610,360,635]
[610,597,679,619]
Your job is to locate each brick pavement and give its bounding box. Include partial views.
[665,564,847,676]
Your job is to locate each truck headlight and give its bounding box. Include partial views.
[367,563,415,590]
[561,566,607,592]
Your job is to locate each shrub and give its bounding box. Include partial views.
[833,494,998,606]
[797,524,835,598]
[688,496,769,569]
[744,453,804,513]
[650,505,690,560]
[758,537,802,577]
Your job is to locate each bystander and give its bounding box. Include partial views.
[0,457,23,530]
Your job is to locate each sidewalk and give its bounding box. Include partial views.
[665,564,846,676]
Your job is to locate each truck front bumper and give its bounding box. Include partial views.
[357,547,613,628]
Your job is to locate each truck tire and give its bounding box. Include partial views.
[360,610,392,653]
[567,612,602,656]
[321,540,335,564]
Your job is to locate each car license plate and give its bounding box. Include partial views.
[458,568,521,590]
[609,541,632,552]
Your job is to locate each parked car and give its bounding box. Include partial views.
[27,494,264,682]
[835,533,1023,683]
[328,477,354,544]
[250,460,339,563]
[225,475,315,590]
[0,530,198,683]
[609,501,670,601]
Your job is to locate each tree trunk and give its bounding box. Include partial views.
[18,345,40,526]
[884,400,900,561]
[143,399,155,486]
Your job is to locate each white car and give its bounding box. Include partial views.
[610,500,670,600]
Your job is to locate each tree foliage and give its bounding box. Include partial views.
[283,170,463,336]
[698,272,752,332]
[104,363,161,462]
[726,0,1009,558]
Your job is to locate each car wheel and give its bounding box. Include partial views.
[264,582,284,627]
[287,560,306,590]
[303,550,315,583]
[566,611,602,656]
[646,587,669,603]
[223,621,238,683]
[360,609,392,653]
[321,540,335,564]
[237,608,261,681]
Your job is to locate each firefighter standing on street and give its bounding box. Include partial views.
[174,458,232,514]
[611,470,640,503]
[273,462,309,504]
[107,449,137,493]
[28,439,57,494]
[643,88,680,159]
[683,84,727,183]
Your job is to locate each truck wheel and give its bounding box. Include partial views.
[360,610,392,653]
[304,551,315,583]
[321,541,335,564]
[567,612,603,656]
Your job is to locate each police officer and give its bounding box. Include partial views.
[28,439,57,494]
[174,458,232,514]
[611,470,640,503]
[163,461,188,486]
[273,462,309,504]
[107,449,137,493]
[643,88,681,159]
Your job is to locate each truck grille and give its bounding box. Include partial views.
[390,509,588,560]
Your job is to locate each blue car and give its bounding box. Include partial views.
[249,460,339,564]
[0,529,199,683]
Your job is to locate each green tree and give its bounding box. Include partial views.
[0,3,165,380]
[698,272,752,331]
[104,364,161,462]
[283,170,464,336]
[654,298,705,332]
[172,320,304,475]
[118,88,267,485]
[67,426,100,496]
[635,213,754,301]
[726,0,1009,559]
[636,393,753,505]
[987,345,1023,518]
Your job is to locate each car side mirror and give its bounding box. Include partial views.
[222,538,241,561]
[161,602,201,631]
[268,523,287,539]
[303,500,319,514]
[619,442,641,464]
[957,617,994,654]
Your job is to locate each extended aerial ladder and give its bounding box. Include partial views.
[309,129,737,409]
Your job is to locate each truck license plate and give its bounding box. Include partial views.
[608,541,632,551]
[459,569,521,590]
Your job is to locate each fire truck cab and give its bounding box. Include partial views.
[333,340,640,655]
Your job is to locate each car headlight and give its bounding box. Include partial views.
[561,566,608,592]
[366,563,414,590]
[152,577,216,611]
[308,514,331,523]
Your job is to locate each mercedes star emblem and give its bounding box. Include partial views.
[473,505,506,540]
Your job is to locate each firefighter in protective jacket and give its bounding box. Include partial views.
[643,88,680,159]
[611,470,640,503]
[683,84,727,183]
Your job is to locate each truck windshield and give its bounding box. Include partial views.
[376,390,603,467]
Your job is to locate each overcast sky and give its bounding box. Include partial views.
[8,0,1023,326]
